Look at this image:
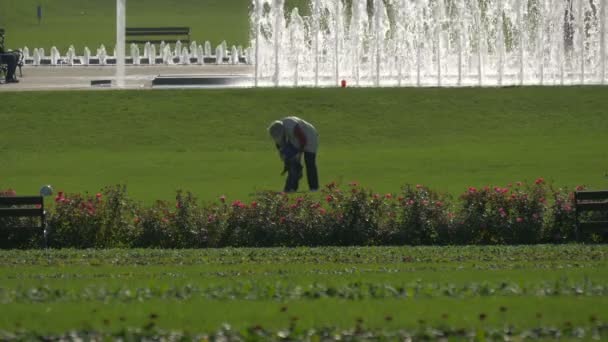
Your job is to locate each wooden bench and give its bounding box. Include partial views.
[126,27,190,45]
[575,190,608,240]
[0,196,48,248]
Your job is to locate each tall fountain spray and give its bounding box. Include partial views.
[116,0,126,87]
[251,0,608,87]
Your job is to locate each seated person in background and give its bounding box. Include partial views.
[0,32,19,83]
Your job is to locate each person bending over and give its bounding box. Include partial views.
[268,116,319,192]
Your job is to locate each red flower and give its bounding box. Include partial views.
[96,193,102,200]
[435,201,443,207]
[319,208,326,215]
[468,187,477,193]
[516,217,524,223]
[535,177,545,185]
[385,193,393,199]
[373,194,380,199]
[279,216,286,224]
[232,200,246,209]
[296,197,304,204]
[250,201,258,208]
[219,195,226,203]
[326,195,333,203]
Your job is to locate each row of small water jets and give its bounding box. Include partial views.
[21,41,253,66]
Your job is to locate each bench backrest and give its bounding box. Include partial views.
[575,190,608,239]
[0,196,45,227]
[126,27,190,44]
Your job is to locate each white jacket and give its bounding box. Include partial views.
[273,116,319,153]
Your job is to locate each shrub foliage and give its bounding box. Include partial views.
[0,179,600,249]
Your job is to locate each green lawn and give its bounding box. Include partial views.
[0,246,607,336]
[0,0,309,51]
[1,87,607,203]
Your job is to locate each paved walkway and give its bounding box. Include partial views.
[0,65,253,92]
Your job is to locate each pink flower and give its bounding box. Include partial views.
[406,199,415,206]
[516,217,524,223]
[422,200,429,206]
[326,195,333,203]
[564,205,572,212]
[532,213,540,220]
[296,197,304,204]
[96,193,102,200]
[319,208,327,215]
[207,214,216,223]
[468,187,477,193]
[279,216,286,224]
[310,202,321,209]
[219,195,226,203]
[289,204,298,209]
[250,201,258,208]
[435,201,443,207]
[232,200,246,209]
[498,207,507,218]
[162,217,169,223]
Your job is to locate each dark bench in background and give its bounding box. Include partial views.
[575,190,608,240]
[0,196,47,248]
[126,27,191,45]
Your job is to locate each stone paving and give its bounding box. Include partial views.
[0,65,253,92]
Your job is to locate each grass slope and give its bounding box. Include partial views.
[0,0,309,51]
[1,87,607,202]
[0,246,607,333]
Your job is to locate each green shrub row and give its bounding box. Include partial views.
[0,179,603,249]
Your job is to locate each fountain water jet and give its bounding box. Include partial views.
[251,0,608,87]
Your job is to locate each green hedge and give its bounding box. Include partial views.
[1,180,604,249]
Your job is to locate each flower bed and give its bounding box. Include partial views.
[0,179,602,249]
